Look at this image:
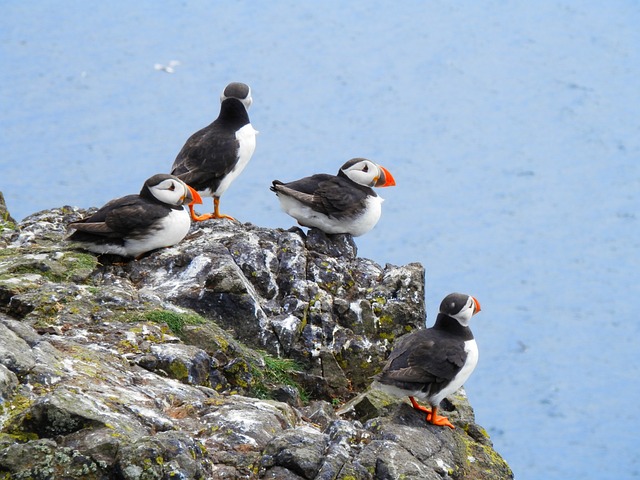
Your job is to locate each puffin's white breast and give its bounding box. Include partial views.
[431,338,478,406]
[124,207,191,257]
[277,194,384,237]
[214,123,257,196]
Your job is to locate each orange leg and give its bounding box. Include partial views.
[409,396,433,419]
[188,204,214,222]
[408,396,455,429]
[212,197,236,221]
[188,198,236,222]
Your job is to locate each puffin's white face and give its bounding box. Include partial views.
[241,89,253,110]
[449,295,481,327]
[342,159,384,187]
[150,178,192,206]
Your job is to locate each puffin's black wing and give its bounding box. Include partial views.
[68,196,167,240]
[376,329,467,393]
[272,174,369,218]
[171,123,240,191]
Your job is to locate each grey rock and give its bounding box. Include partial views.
[315,420,361,479]
[202,396,297,451]
[262,466,307,480]
[0,321,36,375]
[114,220,426,398]
[147,343,212,386]
[61,426,123,469]
[300,400,338,430]
[0,314,42,346]
[261,427,329,479]
[0,204,513,480]
[114,431,211,480]
[272,384,303,407]
[339,387,514,480]
[0,438,106,480]
[0,364,18,401]
[8,387,108,438]
[305,228,358,259]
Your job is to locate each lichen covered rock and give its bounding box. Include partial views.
[0,203,512,479]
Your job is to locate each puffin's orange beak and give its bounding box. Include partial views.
[375,165,396,187]
[472,296,481,315]
[187,186,203,206]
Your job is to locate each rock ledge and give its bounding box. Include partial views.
[0,201,512,479]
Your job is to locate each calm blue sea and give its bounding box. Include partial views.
[2,2,639,478]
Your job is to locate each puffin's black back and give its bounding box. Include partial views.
[271,173,375,219]
[375,327,469,397]
[171,98,251,192]
[68,195,175,244]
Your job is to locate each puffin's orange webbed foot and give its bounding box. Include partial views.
[211,213,237,221]
[212,198,237,222]
[427,406,455,429]
[428,412,455,429]
[408,397,455,429]
[189,211,236,222]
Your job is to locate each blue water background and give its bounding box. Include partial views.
[2,2,639,478]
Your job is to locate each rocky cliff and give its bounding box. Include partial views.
[0,198,513,480]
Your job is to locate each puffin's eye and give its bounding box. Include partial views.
[362,165,369,173]
[169,183,176,191]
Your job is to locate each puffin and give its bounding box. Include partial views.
[270,158,396,236]
[67,174,202,258]
[374,292,481,429]
[171,81,257,222]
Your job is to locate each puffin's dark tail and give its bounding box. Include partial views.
[270,180,283,193]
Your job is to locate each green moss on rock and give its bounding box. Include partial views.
[142,310,206,334]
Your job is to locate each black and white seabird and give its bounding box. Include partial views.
[270,158,396,237]
[171,81,257,222]
[374,292,481,429]
[67,174,202,258]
